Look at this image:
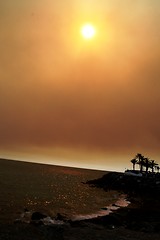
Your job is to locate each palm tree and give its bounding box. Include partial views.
[131,158,137,170]
[143,157,150,173]
[135,153,145,172]
[149,160,158,173]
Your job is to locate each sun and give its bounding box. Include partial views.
[81,24,96,39]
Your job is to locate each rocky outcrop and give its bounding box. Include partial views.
[31,212,47,221]
[85,172,160,233]
[86,172,160,196]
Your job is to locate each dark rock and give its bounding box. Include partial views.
[112,203,118,207]
[55,213,68,222]
[101,207,108,210]
[86,171,160,197]
[31,212,47,221]
[84,214,123,227]
[24,208,29,212]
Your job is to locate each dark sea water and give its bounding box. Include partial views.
[0,159,127,224]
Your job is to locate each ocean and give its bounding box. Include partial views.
[0,159,127,224]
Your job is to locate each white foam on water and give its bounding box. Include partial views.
[15,195,130,225]
[16,211,65,225]
[71,195,130,221]
[42,217,64,225]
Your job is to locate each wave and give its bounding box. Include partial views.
[71,194,130,221]
[15,194,130,225]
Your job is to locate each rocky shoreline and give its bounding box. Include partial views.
[86,171,160,195]
[1,171,160,239]
[85,172,160,233]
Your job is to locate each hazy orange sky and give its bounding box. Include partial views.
[0,1,160,171]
